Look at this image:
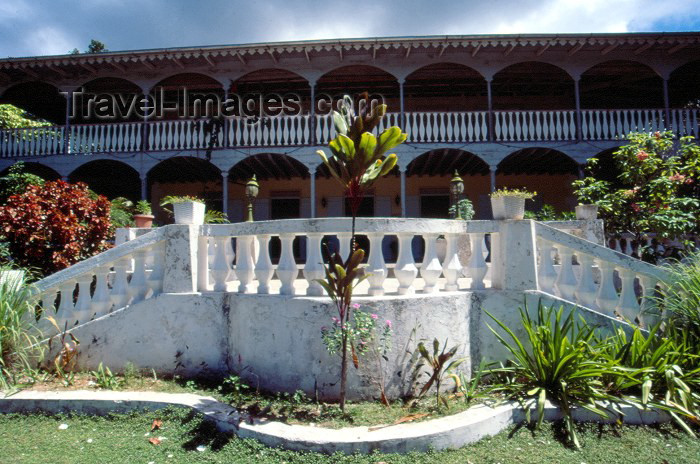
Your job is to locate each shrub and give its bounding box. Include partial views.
[0,180,111,275]
[448,198,475,220]
[659,250,700,337]
[0,163,45,204]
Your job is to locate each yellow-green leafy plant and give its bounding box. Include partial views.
[489,187,537,200]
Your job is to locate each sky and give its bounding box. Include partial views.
[1,0,699,58]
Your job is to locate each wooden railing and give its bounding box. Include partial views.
[1,109,697,157]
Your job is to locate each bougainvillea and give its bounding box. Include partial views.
[0,180,111,275]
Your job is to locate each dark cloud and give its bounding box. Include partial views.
[0,0,696,58]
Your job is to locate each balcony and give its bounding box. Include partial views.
[1,108,698,158]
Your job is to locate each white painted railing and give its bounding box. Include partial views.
[1,109,697,156]
[535,222,669,327]
[494,110,577,142]
[32,228,166,335]
[199,218,498,296]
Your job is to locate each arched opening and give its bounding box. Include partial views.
[496,148,579,213]
[0,162,61,181]
[230,69,311,116]
[669,60,700,108]
[580,61,663,109]
[75,77,143,123]
[69,160,140,201]
[403,63,487,112]
[151,73,224,120]
[406,149,490,219]
[316,65,399,115]
[230,153,310,261]
[148,156,222,222]
[492,62,575,110]
[0,82,66,124]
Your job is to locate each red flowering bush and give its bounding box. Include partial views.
[0,180,111,275]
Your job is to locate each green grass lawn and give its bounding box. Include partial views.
[0,406,697,464]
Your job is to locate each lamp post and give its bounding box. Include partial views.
[450,170,464,220]
[245,174,259,222]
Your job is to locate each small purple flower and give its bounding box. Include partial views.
[321,326,327,331]
[352,303,361,309]
[371,314,378,319]
[385,320,392,328]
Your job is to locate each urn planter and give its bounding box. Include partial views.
[173,201,206,225]
[491,196,526,220]
[133,214,155,228]
[575,204,599,220]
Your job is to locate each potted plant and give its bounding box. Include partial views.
[575,203,599,220]
[160,195,206,225]
[133,200,155,228]
[490,188,536,220]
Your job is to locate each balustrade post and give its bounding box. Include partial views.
[73,275,94,324]
[255,234,274,294]
[277,233,298,295]
[128,249,148,303]
[574,253,598,309]
[110,258,130,309]
[337,232,352,261]
[236,235,255,293]
[486,78,494,142]
[616,269,640,322]
[394,232,418,294]
[595,260,619,315]
[442,232,463,291]
[574,77,582,141]
[91,266,113,317]
[420,233,442,293]
[211,236,232,291]
[554,247,577,301]
[366,231,387,295]
[466,233,488,290]
[147,244,165,296]
[304,232,325,296]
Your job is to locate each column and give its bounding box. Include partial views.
[223,88,230,147]
[62,90,73,155]
[489,168,496,193]
[140,174,147,201]
[662,78,670,127]
[400,166,407,217]
[399,78,405,127]
[574,77,582,141]
[309,81,316,145]
[140,85,152,151]
[310,170,316,218]
[221,171,229,219]
[486,78,493,142]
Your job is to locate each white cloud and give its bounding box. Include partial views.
[22,26,75,56]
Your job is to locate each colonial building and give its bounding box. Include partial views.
[0,32,698,222]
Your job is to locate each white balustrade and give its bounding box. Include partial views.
[235,235,255,293]
[574,253,598,309]
[255,234,274,294]
[420,233,442,293]
[304,233,325,296]
[466,233,488,290]
[536,237,557,294]
[277,233,298,295]
[442,232,463,292]
[394,232,417,295]
[366,232,387,296]
[615,269,640,321]
[211,236,232,291]
[92,266,112,318]
[554,247,577,301]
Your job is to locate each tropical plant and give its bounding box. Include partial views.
[573,131,700,261]
[413,338,465,409]
[0,163,45,204]
[204,209,229,224]
[0,104,52,130]
[134,200,152,215]
[450,358,487,406]
[489,187,537,200]
[486,303,615,449]
[316,248,367,411]
[0,180,111,275]
[159,195,204,206]
[0,268,44,390]
[448,198,475,220]
[110,197,134,229]
[90,362,121,390]
[524,204,575,221]
[658,250,700,337]
[316,94,406,243]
